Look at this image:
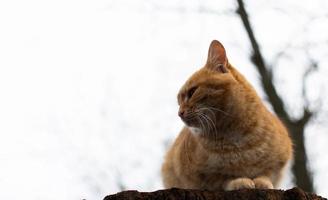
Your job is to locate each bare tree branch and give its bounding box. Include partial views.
[296,108,313,126]
[297,61,316,125]
[235,0,292,123]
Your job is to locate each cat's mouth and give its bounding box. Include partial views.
[180,111,218,135]
[180,113,205,129]
[180,116,199,127]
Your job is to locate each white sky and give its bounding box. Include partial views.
[0,0,327,199]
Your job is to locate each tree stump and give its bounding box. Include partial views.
[103,187,326,200]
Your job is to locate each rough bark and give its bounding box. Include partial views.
[104,187,326,200]
[235,0,314,192]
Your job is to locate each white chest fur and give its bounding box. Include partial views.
[189,126,202,136]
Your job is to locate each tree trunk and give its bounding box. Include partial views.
[287,122,314,192]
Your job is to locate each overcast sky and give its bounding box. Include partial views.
[0,0,327,199]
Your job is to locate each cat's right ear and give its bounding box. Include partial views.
[206,40,228,73]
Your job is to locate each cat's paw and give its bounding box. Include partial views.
[224,177,255,191]
[253,176,274,189]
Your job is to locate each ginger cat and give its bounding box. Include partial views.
[161,40,292,191]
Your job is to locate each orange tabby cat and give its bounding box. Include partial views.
[161,40,292,191]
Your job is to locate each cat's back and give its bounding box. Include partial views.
[228,64,292,148]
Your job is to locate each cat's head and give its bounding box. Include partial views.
[177,40,238,135]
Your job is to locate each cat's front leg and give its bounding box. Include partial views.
[223,177,255,191]
[253,176,274,189]
[161,160,182,188]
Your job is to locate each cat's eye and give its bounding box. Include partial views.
[187,86,198,99]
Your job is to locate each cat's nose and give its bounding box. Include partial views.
[178,110,185,118]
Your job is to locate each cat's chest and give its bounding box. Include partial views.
[200,149,262,176]
[204,153,234,170]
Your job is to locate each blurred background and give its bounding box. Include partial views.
[0,0,328,199]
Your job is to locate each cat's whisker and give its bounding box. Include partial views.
[182,113,208,135]
[198,113,214,138]
[194,108,218,140]
[196,105,230,139]
[195,108,215,124]
[208,107,232,117]
[203,113,218,138]
[198,108,217,122]
[196,115,207,136]
[197,114,208,136]
[197,104,232,117]
[199,113,217,139]
[199,114,211,137]
[194,111,209,134]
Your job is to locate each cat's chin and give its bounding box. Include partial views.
[188,126,202,136]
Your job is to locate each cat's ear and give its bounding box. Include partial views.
[206,40,228,73]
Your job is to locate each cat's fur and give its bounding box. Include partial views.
[161,40,293,191]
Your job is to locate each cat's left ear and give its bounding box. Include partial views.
[206,40,228,73]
